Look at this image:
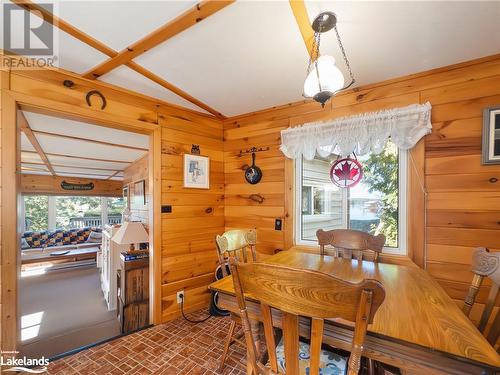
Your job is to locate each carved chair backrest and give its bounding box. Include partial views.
[316,229,385,262]
[463,247,500,346]
[215,229,257,277]
[229,259,386,375]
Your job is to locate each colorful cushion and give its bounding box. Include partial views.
[22,227,102,248]
[275,337,347,375]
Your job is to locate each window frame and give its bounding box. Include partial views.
[295,149,408,255]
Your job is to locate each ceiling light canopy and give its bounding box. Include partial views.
[303,12,355,107]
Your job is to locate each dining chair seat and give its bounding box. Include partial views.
[275,337,347,375]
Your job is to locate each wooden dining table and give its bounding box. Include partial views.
[209,248,500,374]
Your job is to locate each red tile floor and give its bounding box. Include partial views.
[45,311,247,375]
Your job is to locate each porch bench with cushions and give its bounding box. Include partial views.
[21,227,102,265]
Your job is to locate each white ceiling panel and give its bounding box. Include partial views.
[305,1,500,90]
[57,172,111,180]
[57,29,109,74]
[36,133,146,162]
[22,163,49,172]
[21,133,36,152]
[52,166,116,177]
[21,170,52,176]
[46,155,130,171]
[23,111,149,149]
[99,65,207,113]
[136,0,500,116]
[55,1,197,51]
[21,152,43,164]
[135,1,309,117]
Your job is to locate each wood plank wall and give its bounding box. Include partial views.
[123,155,150,226]
[222,55,500,322]
[2,54,500,336]
[0,66,5,354]
[0,65,223,330]
[158,110,224,321]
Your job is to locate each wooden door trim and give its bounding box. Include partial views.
[1,89,162,351]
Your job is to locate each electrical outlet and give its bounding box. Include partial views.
[176,290,185,304]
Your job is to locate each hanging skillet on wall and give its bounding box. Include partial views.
[244,148,263,184]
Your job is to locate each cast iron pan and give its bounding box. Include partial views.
[245,152,262,184]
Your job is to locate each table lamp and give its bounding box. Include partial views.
[111,221,149,253]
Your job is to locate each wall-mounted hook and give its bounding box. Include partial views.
[238,146,270,157]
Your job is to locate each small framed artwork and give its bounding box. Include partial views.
[184,154,210,189]
[123,185,130,209]
[482,106,500,164]
[134,180,146,206]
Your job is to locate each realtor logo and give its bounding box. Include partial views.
[2,2,58,69]
[3,3,53,55]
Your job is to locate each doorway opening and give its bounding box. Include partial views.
[17,108,154,359]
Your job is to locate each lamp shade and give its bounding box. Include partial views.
[111,221,149,245]
[303,55,345,100]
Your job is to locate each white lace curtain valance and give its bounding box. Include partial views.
[280,102,432,160]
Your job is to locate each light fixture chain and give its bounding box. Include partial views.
[333,24,355,84]
[314,33,323,92]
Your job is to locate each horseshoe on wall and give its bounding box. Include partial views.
[86,90,107,110]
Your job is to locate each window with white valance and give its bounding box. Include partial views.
[280,102,432,160]
[285,103,432,255]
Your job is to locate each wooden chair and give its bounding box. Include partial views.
[463,247,500,347]
[229,259,386,375]
[317,229,390,374]
[316,229,385,262]
[215,229,257,371]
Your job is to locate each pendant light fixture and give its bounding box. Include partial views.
[303,12,355,107]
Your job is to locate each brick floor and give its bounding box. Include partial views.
[44,311,246,375]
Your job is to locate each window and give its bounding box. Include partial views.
[22,195,123,231]
[295,142,407,254]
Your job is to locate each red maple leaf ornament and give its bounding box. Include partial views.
[334,161,359,181]
[330,158,363,188]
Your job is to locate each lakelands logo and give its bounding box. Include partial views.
[2,2,59,69]
[1,351,49,373]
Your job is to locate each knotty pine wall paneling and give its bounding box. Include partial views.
[223,55,500,322]
[158,111,224,321]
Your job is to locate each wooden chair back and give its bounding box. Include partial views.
[463,247,500,346]
[316,229,385,262]
[215,229,257,277]
[229,259,386,375]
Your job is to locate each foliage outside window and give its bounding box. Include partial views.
[23,195,125,231]
[24,195,48,232]
[297,141,405,250]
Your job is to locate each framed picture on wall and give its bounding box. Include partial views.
[123,184,130,209]
[184,154,210,189]
[134,180,146,206]
[482,106,500,164]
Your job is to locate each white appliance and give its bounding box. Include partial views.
[100,224,128,310]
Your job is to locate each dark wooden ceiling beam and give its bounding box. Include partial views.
[10,0,227,119]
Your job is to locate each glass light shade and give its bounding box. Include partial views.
[303,55,345,98]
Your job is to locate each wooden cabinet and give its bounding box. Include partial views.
[117,257,149,333]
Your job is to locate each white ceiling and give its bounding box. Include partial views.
[20,110,149,180]
[5,1,500,117]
